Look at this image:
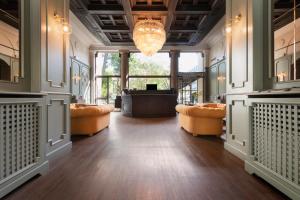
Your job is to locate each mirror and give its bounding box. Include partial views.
[273,0,300,82]
[0,0,20,83]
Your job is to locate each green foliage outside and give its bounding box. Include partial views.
[98,53,170,103]
[128,54,170,90]
[99,53,120,102]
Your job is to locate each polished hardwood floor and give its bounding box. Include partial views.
[5,113,288,200]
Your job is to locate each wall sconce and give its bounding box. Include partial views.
[226,14,242,33]
[233,14,242,23]
[62,21,72,34]
[217,76,226,81]
[54,13,63,23]
[72,74,81,84]
[225,26,232,33]
[54,12,72,34]
[277,72,287,82]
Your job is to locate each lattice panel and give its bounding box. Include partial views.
[0,103,40,181]
[252,103,300,186]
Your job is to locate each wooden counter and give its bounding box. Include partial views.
[121,90,178,118]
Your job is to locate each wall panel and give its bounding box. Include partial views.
[229,0,248,89]
[225,95,249,160]
[45,94,71,159]
[226,0,264,94]
[225,0,265,160]
[41,0,70,93]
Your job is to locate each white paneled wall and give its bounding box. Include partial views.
[225,0,265,159]
[0,0,71,197]
[46,94,71,158]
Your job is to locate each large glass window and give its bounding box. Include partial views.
[179,52,204,72]
[95,52,121,105]
[128,77,170,90]
[128,52,170,90]
[95,77,121,105]
[178,78,204,105]
[129,53,170,75]
[96,52,120,76]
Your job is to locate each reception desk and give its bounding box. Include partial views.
[121,90,178,117]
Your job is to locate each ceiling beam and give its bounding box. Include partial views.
[70,0,112,45]
[101,26,130,32]
[121,0,135,35]
[165,0,179,34]
[131,5,168,12]
[174,10,210,15]
[169,29,197,33]
[175,4,211,15]
[87,3,125,15]
[166,40,190,45]
[188,0,225,45]
[131,10,168,15]
[87,4,124,11]
[88,10,125,15]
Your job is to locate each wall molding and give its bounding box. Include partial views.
[45,0,68,89]
[228,0,249,89]
[47,98,67,146]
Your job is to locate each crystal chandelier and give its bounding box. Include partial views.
[133,20,166,56]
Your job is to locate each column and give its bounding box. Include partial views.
[119,50,129,90]
[169,50,180,91]
[89,50,96,104]
[202,50,209,102]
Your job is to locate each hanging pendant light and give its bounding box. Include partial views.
[133,20,166,56]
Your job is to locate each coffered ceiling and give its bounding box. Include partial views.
[0,0,19,29]
[70,0,225,46]
[273,0,300,31]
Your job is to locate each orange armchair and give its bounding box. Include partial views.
[70,104,114,136]
[176,103,226,136]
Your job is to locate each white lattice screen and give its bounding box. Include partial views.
[0,103,40,182]
[252,103,300,186]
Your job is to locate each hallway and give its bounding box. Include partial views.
[5,113,287,200]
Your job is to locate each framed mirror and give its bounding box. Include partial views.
[0,0,21,83]
[273,0,300,83]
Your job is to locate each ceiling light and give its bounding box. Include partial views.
[133,20,166,56]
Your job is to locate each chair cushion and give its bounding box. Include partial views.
[71,104,114,118]
[196,103,225,108]
[176,104,226,118]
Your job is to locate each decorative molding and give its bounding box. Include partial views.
[45,0,68,89]
[228,99,247,149]
[70,58,90,101]
[47,98,67,146]
[228,0,249,89]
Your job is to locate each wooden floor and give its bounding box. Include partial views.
[5,113,288,200]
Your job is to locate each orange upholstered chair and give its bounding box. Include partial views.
[176,103,226,136]
[70,104,114,136]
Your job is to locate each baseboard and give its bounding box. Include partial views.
[46,142,72,161]
[224,142,247,160]
[0,161,49,199]
[245,161,300,200]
